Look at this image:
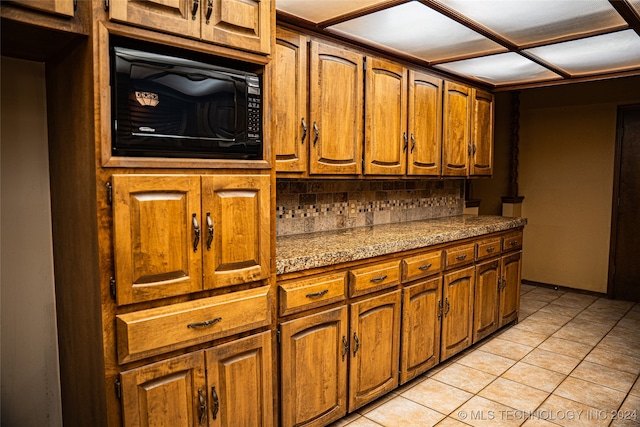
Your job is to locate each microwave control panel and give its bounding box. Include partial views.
[247,76,261,141]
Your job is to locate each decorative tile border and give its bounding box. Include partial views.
[276,179,464,236]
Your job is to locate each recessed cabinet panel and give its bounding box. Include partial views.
[205,332,273,427]
[473,260,500,342]
[442,81,472,176]
[120,351,206,427]
[309,41,364,175]
[202,0,271,54]
[471,89,494,176]
[408,71,442,176]
[364,57,407,175]
[499,251,522,327]
[201,175,270,289]
[109,0,201,39]
[441,266,474,361]
[112,174,203,305]
[274,29,308,174]
[280,306,349,427]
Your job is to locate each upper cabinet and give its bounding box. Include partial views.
[274,27,308,175]
[408,71,443,176]
[109,0,272,54]
[309,40,364,175]
[112,174,270,305]
[7,0,74,16]
[471,89,495,176]
[442,81,472,177]
[364,57,407,175]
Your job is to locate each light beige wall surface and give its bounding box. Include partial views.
[1,56,63,426]
[480,76,640,293]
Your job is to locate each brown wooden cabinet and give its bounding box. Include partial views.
[440,265,474,361]
[280,306,349,427]
[349,290,401,411]
[442,81,472,177]
[364,57,407,175]
[499,251,522,327]
[121,331,272,427]
[112,174,270,305]
[407,71,443,176]
[401,276,442,384]
[473,259,500,342]
[309,41,364,175]
[7,0,74,16]
[109,0,272,54]
[470,89,494,176]
[274,28,308,175]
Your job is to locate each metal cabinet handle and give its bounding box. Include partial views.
[211,386,219,420]
[198,389,207,424]
[353,331,360,356]
[191,0,199,20]
[313,122,319,146]
[486,247,495,253]
[456,254,467,261]
[498,277,502,291]
[205,0,213,23]
[370,275,387,283]
[510,240,518,246]
[403,132,408,151]
[301,118,307,144]
[306,289,328,298]
[206,212,214,251]
[501,276,507,291]
[342,336,349,361]
[192,213,200,252]
[438,300,443,319]
[410,133,416,152]
[473,143,477,155]
[187,317,222,329]
[444,297,450,316]
[418,263,432,271]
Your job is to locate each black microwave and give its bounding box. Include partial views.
[111,46,262,160]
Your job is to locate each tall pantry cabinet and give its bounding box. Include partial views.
[0,1,276,426]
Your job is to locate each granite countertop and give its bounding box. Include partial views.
[276,215,527,275]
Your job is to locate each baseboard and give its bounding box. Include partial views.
[522,279,607,298]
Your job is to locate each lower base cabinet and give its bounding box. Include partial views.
[120,331,273,427]
[440,266,475,361]
[499,251,522,327]
[400,277,442,384]
[473,260,500,342]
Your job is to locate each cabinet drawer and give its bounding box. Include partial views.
[444,243,475,270]
[476,238,501,261]
[349,260,400,297]
[116,285,271,364]
[402,250,442,282]
[279,272,346,316]
[502,231,523,252]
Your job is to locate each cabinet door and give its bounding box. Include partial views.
[201,0,271,54]
[401,277,442,384]
[112,175,203,305]
[442,81,471,176]
[309,41,364,175]
[349,290,401,411]
[499,251,522,327]
[201,174,270,289]
[205,331,273,427]
[280,306,348,427]
[408,71,442,176]
[473,260,500,343]
[364,57,407,175]
[8,0,74,16]
[109,0,201,39]
[274,28,308,174]
[470,89,494,176]
[120,351,207,427]
[441,266,474,361]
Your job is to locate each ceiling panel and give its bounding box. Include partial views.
[276,0,640,89]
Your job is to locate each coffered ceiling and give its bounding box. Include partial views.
[275,0,640,91]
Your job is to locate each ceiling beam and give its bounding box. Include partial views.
[609,0,640,36]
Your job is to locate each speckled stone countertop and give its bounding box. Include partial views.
[276,215,527,275]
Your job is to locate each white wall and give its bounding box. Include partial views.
[1,56,63,426]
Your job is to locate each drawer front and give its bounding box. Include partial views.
[116,285,271,364]
[279,272,346,316]
[476,238,501,261]
[349,260,400,297]
[402,250,442,282]
[444,243,475,270]
[502,231,523,252]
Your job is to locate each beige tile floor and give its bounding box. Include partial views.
[329,284,640,427]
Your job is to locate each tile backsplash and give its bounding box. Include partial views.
[276,179,464,236]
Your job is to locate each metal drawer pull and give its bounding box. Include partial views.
[353,331,360,356]
[370,275,388,283]
[306,289,329,298]
[198,389,207,424]
[486,247,495,253]
[342,336,349,361]
[418,263,432,271]
[510,240,518,246]
[192,214,200,252]
[211,386,219,420]
[187,317,222,329]
[456,254,467,260]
